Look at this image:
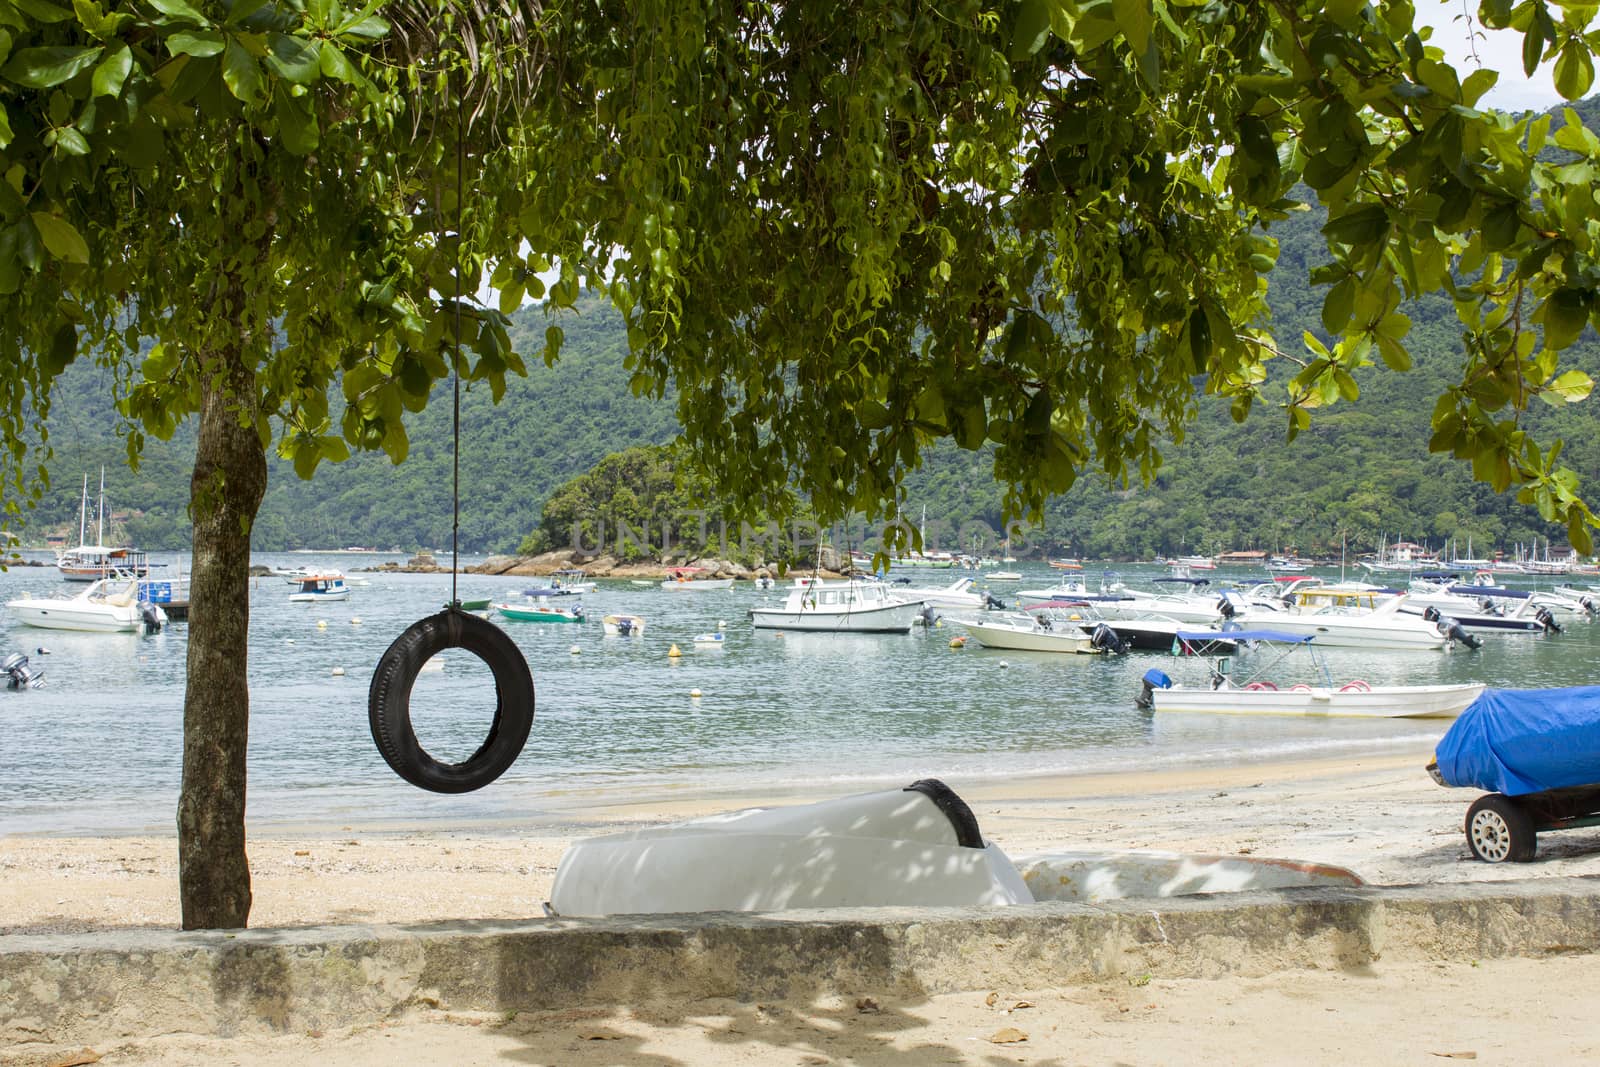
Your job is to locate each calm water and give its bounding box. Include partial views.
[2,554,1597,834]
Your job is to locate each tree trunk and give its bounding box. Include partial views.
[177,350,267,929]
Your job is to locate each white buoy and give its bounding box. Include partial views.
[690,688,702,698]
[570,644,581,655]
[285,639,296,645]
[999,659,1009,669]
[331,666,345,676]
[316,620,328,629]
[350,617,362,626]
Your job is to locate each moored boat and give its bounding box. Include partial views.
[661,567,735,591]
[952,611,1114,654]
[6,577,167,633]
[497,599,585,623]
[287,575,350,602]
[602,613,645,635]
[749,578,925,633]
[1136,630,1484,717]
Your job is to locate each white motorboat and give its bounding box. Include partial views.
[953,611,1114,654]
[6,577,166,633]
[984,571,1022,582]
[1017,573,1132,609]
[1401,577,1558,633]
[601,613,645,636]
[886,575,997,610]
[1235,593,1453,650]
[748,578,926,633]
[549,779,1031,916]
[287,575,350,602]
[661,567,735,591]
[1136,630,1485,717]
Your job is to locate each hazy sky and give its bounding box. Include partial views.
[1422,2,1565,112]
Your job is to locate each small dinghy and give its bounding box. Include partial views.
[602,613,646,636]
[548,779,1031,916]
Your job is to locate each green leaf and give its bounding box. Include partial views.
[317,41,356,82]
[0,106,11,150]
[1322,276,1356,333]
[263,33,319,85]
[146,0,209,25]
[1546,369,1594,403]
[1,45,103,88]
[42,321,77,375]
[1322,203,1389,246]
[29,212,88,263]
[222,37,264,103]
[91,43,131,96]
[1541,289,1591,350]
[1112,0,1151,52]
[168,30,225,58]
[53,125,88,155]
[1010,0,1052,60]
[271,82,317,152]
[1554,40,1594,101]
[11,0,72,23]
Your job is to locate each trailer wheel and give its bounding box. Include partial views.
[1465,794,1537,863]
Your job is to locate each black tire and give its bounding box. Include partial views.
[1465,794,1537,863]
[369,608,535,794]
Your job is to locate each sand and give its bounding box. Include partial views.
[5,745,1600,1064]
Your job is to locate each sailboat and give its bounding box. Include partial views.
[54,469,149,581]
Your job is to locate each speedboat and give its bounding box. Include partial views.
[886,575,999,610]
[497,599,585,623]
[1234,593,1454,650]
[661,567,736,591]
[287,575,350,602]
[602,613,645,636]
[749,578,926,633]
[951,610,1121,654]
[6,577,166,633]
[1137,630,1484,717]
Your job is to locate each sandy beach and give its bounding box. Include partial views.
[5,746,1600,1064]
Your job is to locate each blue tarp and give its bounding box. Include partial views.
[1434,686,1600,795]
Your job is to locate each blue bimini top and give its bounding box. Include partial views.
[1434,686,1600,796]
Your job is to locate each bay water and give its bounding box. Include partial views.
[2,553,1595,835]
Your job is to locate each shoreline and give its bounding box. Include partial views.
[8,744,1600,936]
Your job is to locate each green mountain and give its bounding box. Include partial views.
[24,300,680,552]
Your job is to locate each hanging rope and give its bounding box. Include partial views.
[451,81,464,606]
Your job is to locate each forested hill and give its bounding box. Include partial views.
[28,301,680,552]
[19,99,1600,556]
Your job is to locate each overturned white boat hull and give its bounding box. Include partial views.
[549,780,1031,916]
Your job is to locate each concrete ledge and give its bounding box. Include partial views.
[4,877,1600,1045]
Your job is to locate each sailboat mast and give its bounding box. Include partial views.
[96,466,105,547]
[77,473,87,547]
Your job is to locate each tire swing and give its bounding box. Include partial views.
[368,94,535,793]
[369,608,534,793]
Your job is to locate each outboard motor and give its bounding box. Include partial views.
[2,652,44,690]
[1135,668,1171,709]
[1216,595,1237,619]
[1436,616,1482,650]
[1478,597,1498,615]
[139,601,164,634]
[920,604,941,627]
[1422,605,1441,623]
[984,592,1009,611]
[1535,606,1562,634]
[1581,595,1598,618]
[1090,623,1127,656]
[615,617,635,636]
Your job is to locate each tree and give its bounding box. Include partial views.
[0,1,554,927]
[5,1,1600,929]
